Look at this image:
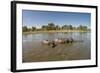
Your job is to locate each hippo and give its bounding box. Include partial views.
[54,38,65,44]
[42,40,50,45]
[50,41,57,48]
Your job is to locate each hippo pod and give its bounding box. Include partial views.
[54,38,74,44]
[42,38,74,45]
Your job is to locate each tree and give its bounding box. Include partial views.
[42,25,47,30]
[32,26,36,31]
[77,25,82,30]
[62,25,73,30]
[71,26,76,30]
[82,26,88,30]
[62,25,68,30]
[69,25,73,30]
[22,26,28,32]
[77,25,88,30]
[47,23,56,30]
[55,25,60,30]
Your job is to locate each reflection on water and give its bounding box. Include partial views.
[22,32,91,63]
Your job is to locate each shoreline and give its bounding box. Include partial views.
[23,30,90,34]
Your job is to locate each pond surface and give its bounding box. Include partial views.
[22,32,91,63]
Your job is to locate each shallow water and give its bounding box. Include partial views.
[22,32,91,63]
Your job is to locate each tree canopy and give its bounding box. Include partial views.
[22,23,89,32]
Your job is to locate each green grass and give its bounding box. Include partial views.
[23,30,90,34]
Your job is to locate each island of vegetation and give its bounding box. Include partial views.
[22,23,90,34]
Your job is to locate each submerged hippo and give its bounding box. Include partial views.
[42,40,50,45]
[42,40,57,48]
[65,37,73,43]
[50,41,57,48]
[54,38,65,44]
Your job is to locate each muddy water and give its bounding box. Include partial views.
[22,32,91,63]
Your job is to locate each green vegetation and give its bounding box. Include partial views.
[22,26,28,32]
[22,23,90,33]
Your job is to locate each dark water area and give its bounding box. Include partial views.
[22,32,91,63]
